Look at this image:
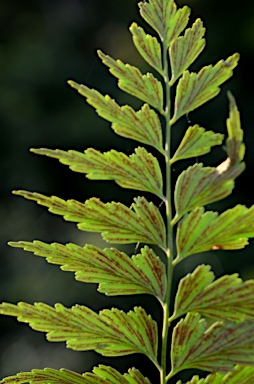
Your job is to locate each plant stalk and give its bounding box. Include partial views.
[160,38,174,384]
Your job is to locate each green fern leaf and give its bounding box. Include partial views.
[173,161,244,223]
[9,241,166,300]
[0,365,151,384]
[138,0,190,48]
[30,147,164,199]
[13,191,167,248]
[68,81,163,153]
[171,312,254,375]
[130,23,163,75]
[176,373,222,384]
[171,125,224,164]
[0,368,88,384]
[176,205,254,261]
[169,18,206,85]
[225,91,245,165]
[0,303,158,361]
[171,53,240,124]
[213,365,254,384]
[177,365,254,384]
[0,368,87,384]
[173,264,254,322]
[91,364,151,384]
[97,50,163,113]
[176,374,222,384]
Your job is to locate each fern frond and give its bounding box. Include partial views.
[171,53,240,124]
[176,204,254,261]
[173,264,254,322]
[171,125,224,164]
[170,312,254,376]
[9,241,167,300]
[225,91,245,165]
[169,18,206,85]
[173,161,244,223]
[177,365,254,383]
[68,81,163,153]
[2,0,251,382]
[0,365,151,384]
[0,303,158,362]
[0,368,87,384]
[139,0,190,47]
[98,50,163,113]
[130,23,163,75]
[13,191,167,248]
[30,147,164,199]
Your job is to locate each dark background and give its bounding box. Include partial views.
[0,0,254,382]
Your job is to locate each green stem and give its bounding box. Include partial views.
[160,39,174,384]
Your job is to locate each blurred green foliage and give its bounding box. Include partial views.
[0,0,254,381]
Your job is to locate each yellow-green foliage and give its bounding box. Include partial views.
[1,1,254,383]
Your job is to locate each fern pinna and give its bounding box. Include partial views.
[1,0,254,383]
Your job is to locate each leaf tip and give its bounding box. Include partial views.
[7,241,17,248]
[129,21,137,31]
[97,49,103,58]
[30,148,45,155]
[12,190,23,196]
[67,80,79,89]
[227,90,236,108]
